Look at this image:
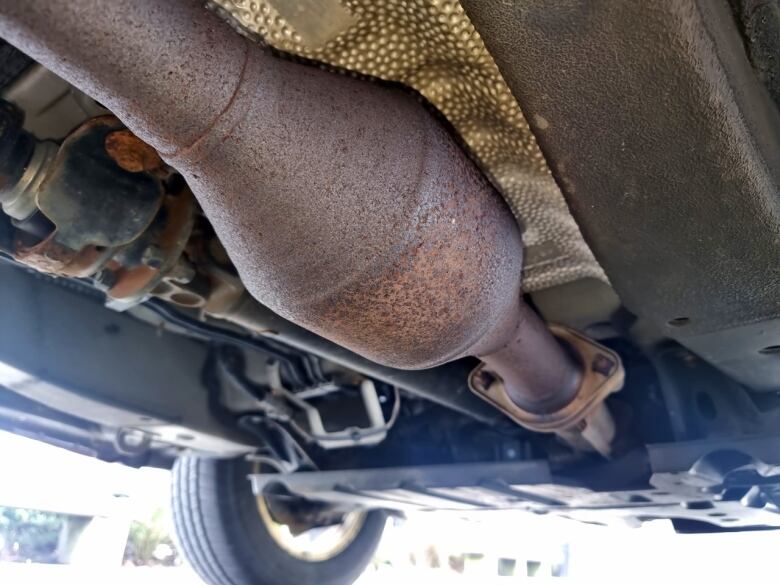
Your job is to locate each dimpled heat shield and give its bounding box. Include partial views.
[210,0,605,290]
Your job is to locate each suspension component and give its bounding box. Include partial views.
[0,100,203,308]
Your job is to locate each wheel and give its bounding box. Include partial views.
[171,456,386,585]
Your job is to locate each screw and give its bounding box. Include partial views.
[141,244,166,269]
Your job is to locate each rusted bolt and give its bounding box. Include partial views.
[105,129,164,173]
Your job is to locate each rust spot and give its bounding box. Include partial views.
[109,264,158,299]
[105,130,164,173]
[108,190,195,300]
[14,232,106,277]
[14,233,73,273]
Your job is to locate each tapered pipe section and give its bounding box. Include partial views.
[0,0,581,414]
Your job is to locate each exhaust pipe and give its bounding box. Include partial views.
[0,0,622,452]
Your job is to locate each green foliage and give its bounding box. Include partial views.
[123,507,180,566]
[0,506,64,563]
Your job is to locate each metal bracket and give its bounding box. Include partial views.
[267,364,400,450]
[469,325,624,456]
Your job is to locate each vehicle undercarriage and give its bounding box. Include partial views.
[0,1,778,582]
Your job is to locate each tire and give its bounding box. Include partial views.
[171,456,386,585]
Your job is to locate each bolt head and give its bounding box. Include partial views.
[141,244,165,269]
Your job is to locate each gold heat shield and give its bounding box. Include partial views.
[211,0,605,290]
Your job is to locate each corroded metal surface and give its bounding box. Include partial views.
[173,44,525,369]
[0,105,197,304]
[105,129,165,174]
[210,0,605,291]
[14,233,109,277]
[35,116,163,250]
[471,325,624,455]
[106,188,197,304]
[0,0,246,157]
[0,0,586,417]
[476,304,582,415]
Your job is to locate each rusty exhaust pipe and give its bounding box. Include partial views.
[0,0,622,452]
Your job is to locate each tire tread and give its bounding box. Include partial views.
[171,456,384,585]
